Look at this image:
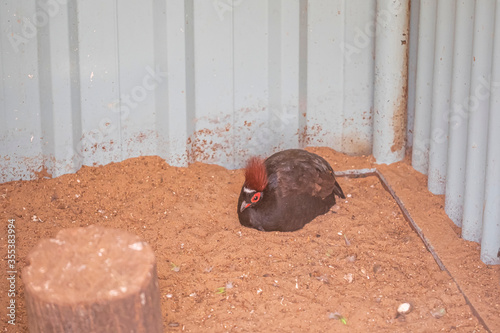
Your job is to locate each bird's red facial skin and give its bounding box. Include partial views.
[251,192,261,203]
[240,191,263,213]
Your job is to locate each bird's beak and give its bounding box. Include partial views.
[240,201,251,212]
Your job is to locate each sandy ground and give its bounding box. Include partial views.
[1,147,498,332]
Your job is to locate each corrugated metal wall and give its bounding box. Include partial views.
[0,1,498,264]
[1,0,409,179]
[411,0,500,265]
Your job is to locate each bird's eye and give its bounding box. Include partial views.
[251,192,261,203]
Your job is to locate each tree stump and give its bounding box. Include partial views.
[23,225,163,333]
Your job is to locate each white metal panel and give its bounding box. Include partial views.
[77,0,122,168]
[271,0,302,152]
[0,1,44,180]
[343,0,375,156]
[307,0,345,150]
[233,0,271,159]
[45,0,78,176]
[192,1,236,167]
[117,0,157,159]
[161,0,193,167]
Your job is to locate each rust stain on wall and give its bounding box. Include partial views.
[186,123,233,164]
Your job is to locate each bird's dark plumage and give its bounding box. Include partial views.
[237,149,345,232]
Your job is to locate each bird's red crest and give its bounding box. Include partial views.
[244,157,268,192]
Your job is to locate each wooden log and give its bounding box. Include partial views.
[22,225,163,333]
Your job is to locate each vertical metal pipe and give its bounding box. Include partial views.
[480,0,500,265]
[411,0,436,174]
[427,0,455,195]
[481,90,500,264]
[406,0,420,148]
[445,1,475,227]
[462,0,496,242]
[373,0,410,164]
[406,0,420,150]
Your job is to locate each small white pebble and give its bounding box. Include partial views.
[189,293,196,297]
[346,193,352,198]
[256,288,263,294]
[166,294,173,298]
[338,231,343,235]
[226,282,233,289]
[397,303,412,314]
